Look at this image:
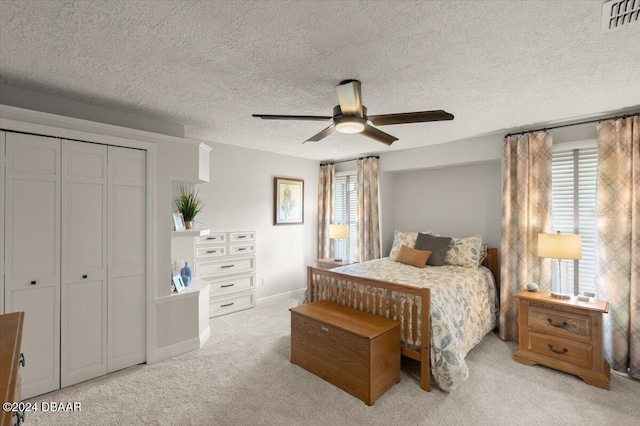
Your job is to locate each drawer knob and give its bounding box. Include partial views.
[547,344,568,355]
[547,318,568,328]
[19,353,25,367]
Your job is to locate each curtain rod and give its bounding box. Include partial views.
[504,112,639,138]
[320,155,379,166]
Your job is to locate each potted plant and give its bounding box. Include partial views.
[175,185,203,229]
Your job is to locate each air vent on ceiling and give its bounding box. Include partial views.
[601,0,639,32]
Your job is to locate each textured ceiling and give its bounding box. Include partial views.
[1,0,639,160]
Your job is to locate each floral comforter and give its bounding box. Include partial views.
[329,258,497,392]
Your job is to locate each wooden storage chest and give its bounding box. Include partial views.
[290,301,400,405]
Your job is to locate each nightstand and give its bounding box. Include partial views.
[315,258,353,270]
[513,290,610,389]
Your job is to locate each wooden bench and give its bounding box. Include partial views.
[290,300,400,405]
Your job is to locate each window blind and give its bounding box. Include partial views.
[334,174,357,262]
[551,147,598,295]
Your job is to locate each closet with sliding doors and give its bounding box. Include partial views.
[1,131,146,399]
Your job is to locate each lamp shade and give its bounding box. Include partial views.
[538,232,582,260]
[329,224,349,239]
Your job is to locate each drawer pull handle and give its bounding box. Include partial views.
[206,237,218,240]
[547,344,568,355]
[207,250,217,254]
[30,280,36,285]
[547,318,568,328]
[221,302,234,308]
[321,326,329,332]
[238,235,247,239]
[19,353,25,367]
[237,248,247,251]
[221,265,234,269]
[221,284,235,288]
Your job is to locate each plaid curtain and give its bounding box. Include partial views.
[499,132,553,341]
[356,157,381,262]
[317,163,335,259]
[596,116,640,378]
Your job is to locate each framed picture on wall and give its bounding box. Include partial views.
[274,177,304,225]
[172,212,185,231]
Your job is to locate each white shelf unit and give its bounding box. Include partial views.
[171,228,211,238]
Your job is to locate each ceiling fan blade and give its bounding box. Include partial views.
[368,110,454,126]
[252,114,331,121]
[304,124,336,143]
[335,80,363,117]
[361,124,398,146]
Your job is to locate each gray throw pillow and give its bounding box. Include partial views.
[414,233,452,266]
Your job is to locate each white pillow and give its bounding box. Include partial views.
[389,230,437,261]
[444,235,483,268]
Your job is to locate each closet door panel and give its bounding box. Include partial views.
[4,132,61,398]
[61,141,107,387]
[108,147,146,372]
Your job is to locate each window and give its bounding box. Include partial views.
[334,172,357,262]
[551,146,598,295]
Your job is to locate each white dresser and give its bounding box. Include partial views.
[195,231,256,317]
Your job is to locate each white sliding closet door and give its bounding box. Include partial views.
[108,146,146,372]
[61,141,108,387]
[4,132,61,398]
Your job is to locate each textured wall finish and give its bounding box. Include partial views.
[1,0,639,160]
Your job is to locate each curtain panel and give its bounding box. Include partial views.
[356,157,381,262]
[317,163,335,259]
[595,116,639,378]
[499,132,553,341]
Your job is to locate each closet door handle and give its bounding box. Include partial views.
[82,274,88,279]
[30,281,36,285]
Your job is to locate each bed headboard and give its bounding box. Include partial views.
[482,247,499,290]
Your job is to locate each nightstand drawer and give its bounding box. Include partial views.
[528,304,591,342]
[529,331,593,370]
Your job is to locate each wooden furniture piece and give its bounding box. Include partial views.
[315,258,353,270]
[290,301,400,405]
[195,231,256,317]
[1,312,25,426]
[513,290,610,390]
[306,247,499,391]
[2,132,147,398]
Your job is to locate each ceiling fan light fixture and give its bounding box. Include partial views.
[335,118,365,134]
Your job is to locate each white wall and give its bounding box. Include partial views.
[390,161,502,249]
[196,142,319,299]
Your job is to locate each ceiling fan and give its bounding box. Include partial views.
[252,79,454,146]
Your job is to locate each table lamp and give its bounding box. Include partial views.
[537,231,582,299]
[329,224,349,262]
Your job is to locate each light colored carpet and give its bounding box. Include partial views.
[25,298,640,426]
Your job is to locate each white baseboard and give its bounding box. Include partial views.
[199,327,210,347]
[154,336,201,363]
[257,288,305,306]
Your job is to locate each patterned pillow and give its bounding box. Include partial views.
[444,235,483,268]
[389,229,437,261]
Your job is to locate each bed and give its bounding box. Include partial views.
[305,247,498,392]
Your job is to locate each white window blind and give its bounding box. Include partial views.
[551,147,598,295]
[334,173,357,262]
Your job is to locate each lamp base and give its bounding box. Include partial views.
[550,292,571,300]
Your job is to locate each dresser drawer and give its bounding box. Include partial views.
[195,245,227,260]
[229,231,255,243]
[528,331,593,370]
[197,256,255,277]
[197,233,226,245]
[207,274,255,296]
[210,292,255,317]
[228,243,255,256]
[528,304,591,342]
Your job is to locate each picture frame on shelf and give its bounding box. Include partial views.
[172,212,185,231]
[274,176,304,225]
[173,275,186,293]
